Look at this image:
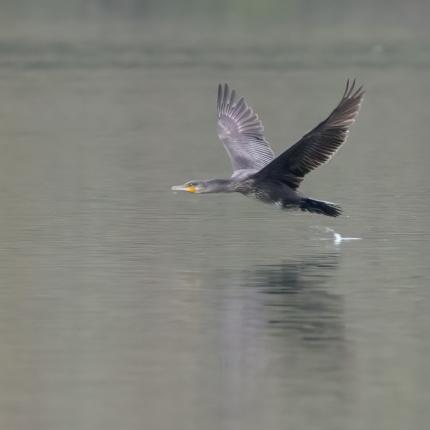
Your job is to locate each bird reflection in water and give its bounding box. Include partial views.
[243,253,343,344]
[178,252,345,356]
[208,251,349,401]
[177,252,350,408]
[213,252,345,358]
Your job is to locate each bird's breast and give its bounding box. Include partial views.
[243,180,302,208]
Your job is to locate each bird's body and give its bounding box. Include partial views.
[172,80,364,217]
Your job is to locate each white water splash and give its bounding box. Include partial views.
[325,227,362,245]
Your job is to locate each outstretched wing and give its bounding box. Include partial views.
[217,83,275,174]
[255,80,365,189]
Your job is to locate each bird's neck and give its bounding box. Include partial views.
[204,179,237,193]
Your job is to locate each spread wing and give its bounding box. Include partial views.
[217,83,275,174]
[254,80,364,189]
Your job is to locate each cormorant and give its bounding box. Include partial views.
[172,80,364,217]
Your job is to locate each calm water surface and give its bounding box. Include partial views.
[0,3,429,429]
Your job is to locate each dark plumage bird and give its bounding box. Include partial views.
[172,80,364,217]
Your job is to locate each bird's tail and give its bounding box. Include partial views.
[300,198,342,217]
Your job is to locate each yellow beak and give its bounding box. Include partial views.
[171,184,197,193]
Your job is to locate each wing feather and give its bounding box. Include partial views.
[255,80,365,189]
[217,84,275,173]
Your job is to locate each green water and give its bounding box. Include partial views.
[0,2,429,429]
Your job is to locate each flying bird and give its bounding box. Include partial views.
[172,80,364,217]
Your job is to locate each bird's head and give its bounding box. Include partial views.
[171,180,206,194]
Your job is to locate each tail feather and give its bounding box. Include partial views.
[300,198,342,217]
